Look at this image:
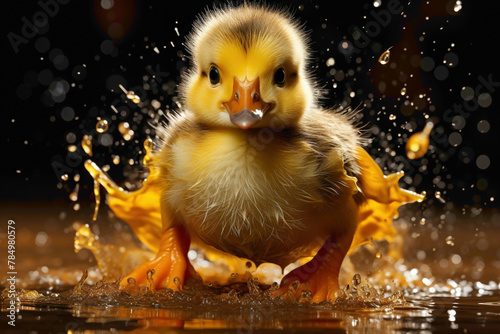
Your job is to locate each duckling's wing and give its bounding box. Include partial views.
[300,108,423,251]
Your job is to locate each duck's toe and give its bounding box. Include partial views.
[120,226,191,291]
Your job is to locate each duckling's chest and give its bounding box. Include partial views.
[164,130,326,250]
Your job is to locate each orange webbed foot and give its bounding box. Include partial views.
[273,235,346,303]
[120,226,191,291]
[274,264,340,303]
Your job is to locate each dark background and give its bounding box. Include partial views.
[1,0,499,212]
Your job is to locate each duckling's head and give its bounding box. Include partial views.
[181,4,315,130]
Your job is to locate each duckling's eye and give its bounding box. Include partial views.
[209,66,220,85]
[273,68,285,87]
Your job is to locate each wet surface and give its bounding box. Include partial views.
[2,290,500,333]
[2,203,500,333]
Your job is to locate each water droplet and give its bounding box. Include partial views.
[69,184,79,202]
[173,276,181,289]
[477,120,490,133]
[435,191,446,203]
[378,48,392,65]
[290,280,300,292]
[126,91,135,99]
[118,122,134,141]
[146,269,156,293]
[373,0,382,7]
[143,138,154,166]
[400,87,407,95]
[96,119,109,133]
[92,179,101,221]
[375,252,382,259]
[113,155,120,165]
[446,236,455,246]
[352,273,362,287]
[476,155,490,170]
[118,84,140,104]
[82,135,93,157]
[405,122,434,159]
[326,57,335,67]
[187,249,197,260]
[125,91,140,103]
[61,174,69,181]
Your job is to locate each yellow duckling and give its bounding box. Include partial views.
[118,3,423,302]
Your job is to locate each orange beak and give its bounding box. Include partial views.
[223,77,273,129]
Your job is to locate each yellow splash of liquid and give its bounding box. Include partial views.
[378,47,392,65]
[142,138,154,166]
[405,122,434,160]
[351,148,425,251]
[83,144,163,252]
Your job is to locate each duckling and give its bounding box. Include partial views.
[121,3,423,302]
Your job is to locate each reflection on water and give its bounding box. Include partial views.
[2,288,500,333]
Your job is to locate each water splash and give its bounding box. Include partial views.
[74,224,154,281]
